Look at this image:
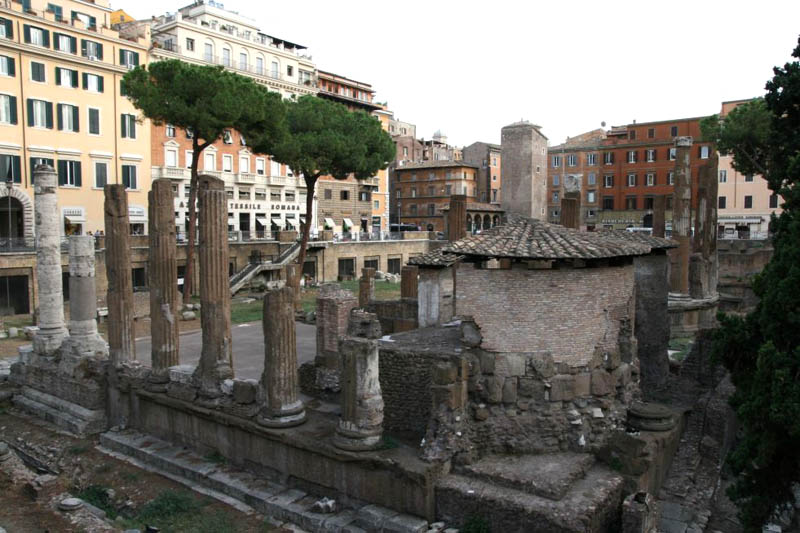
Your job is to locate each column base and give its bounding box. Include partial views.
[32,327,68,356]
[257,400,307,428]
[333,421,383,451]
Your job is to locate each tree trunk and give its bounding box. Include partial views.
[182,137,211,304]
[293,173,318,304]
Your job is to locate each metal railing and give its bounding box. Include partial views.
[0,237,68,252]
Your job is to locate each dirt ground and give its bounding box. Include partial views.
[0,404,291,532]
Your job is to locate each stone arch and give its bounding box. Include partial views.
[466,214,472,233]
[0,186,34,239]
[474,215,482,231]
[483,214,491,229]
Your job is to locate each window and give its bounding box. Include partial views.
[744,195,753,209]
[186,38,194,51]
[604,152,614,165]
[446,184,452,195]
[587,153,596,165]
[646,173,655,186]
[387,258,401,274]
[238,188,250,200]
[492,157,497,167]
[627,151,637,164]
[718,196,726,209]
[769,194,779,209]
[427,203,435,216]
[31,61,46,82]
[165,149,177,167]
[668,148,676,161]
[587,190,596,203]
[222,154,233,172]
[220,49,230,66]
[745,174,754,182]
[430,172,436,180]
[552,155,561,168]
[54,33,76,53]
[603,197,614,210]
[340,190,350,201]
[587,173,596,186]
[427,185,435,196]
[165,124,175,137]
[55,67,77,87]
[552,191,559,203]
[185,150,193,168]
[627,174,636,187]
[204,43,213,62]
[719,170,727,183]
[567,154,577,167]
[0,17,12,39]
[82,73,103,92]
[374,200,380,209]
[122,164,137,189]
[256,56,264,74]
[57,159,81,186]
[409,204,417,215]
[402,146,408,157]
[699,145,710,159]
[604,174,614,188]
[646,149,655,162]
[256,158,265,175]
[287,65,293,77]
[27,99,53,128]
[119,49,139,68]
[0,154,21,183]
[81,39,102,60]
[670,126,678,137]
[648,128,655,139]
[270,160,281,176]
[0,55,14,77]
[239,52,247,70]
[668,172,674,185]
[120,113,136,138]
[94,161,107,188]
[625,197,637,210]
[24,25,50,48]
[239,156,249,174]
[324,189,332,200]
[553,174,559,186]
[71,10,97,30]
[0,94,17,124]
[88,107,99,134]
[204,152,215,170]
[223,130,233,144]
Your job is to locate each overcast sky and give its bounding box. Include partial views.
[125,0,800,147]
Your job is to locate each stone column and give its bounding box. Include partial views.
[561,197,579,229]
[32,165,68,355]
[258,286,306,427]
[401,265,418,300]
[315,284,357,392]
[104,184,135,364]
[652,195,666,238]
[285,263,302,311]
[358,267,375,308]
[670,137,693,294]
[61,236,107,362]
[148,179,180,386]
[193,175,233,397]
[447,194,467,242]
[333,310,384,451]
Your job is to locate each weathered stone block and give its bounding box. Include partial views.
[502,378,518,404]
[486,376,503,404]
[591,369,613,396]
[478,350,495,374]
[432,362,457,385]
[613,363,632,388]
[574,373,591,397]
[518,377,538,398]
[232,379,258,404]
[432,384,457,409]
[528,352,555,378]
[550,375,575,402]
[495,354,525,377]
[167,382,197,402]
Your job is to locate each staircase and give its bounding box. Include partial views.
[229,241,303,295]
[436,453,624,533]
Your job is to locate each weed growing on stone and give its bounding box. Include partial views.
[205,450,227,465]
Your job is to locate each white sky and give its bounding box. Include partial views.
[124,0,800,147]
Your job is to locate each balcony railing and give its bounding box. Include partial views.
[236,172,256,183]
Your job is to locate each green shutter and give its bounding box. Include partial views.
[42,29,50,48]
[71,70,78,87]
[119,49,124,65]
[12,155,21,183]
[70,36,77,54]
[56,103,63,130]
[97,76,104,93]
[120,113,127,137]
[89,108,98,134]
[57,160,67,185]
[133,51,139,66]
[26,99,33,127]
[2,18,12,39]
[81,39,87,57]
[7,56,14,77]
[23,25,30,44]
[130,117,135,138]
[72,105,79,132]
[82,72,87,89]
[45,101,53,129]
[8,96,16,124]
[97,43,103,60]
[74,161,81,186]
[122,165,128,188]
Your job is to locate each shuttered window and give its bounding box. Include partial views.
[57,160,82,187]
[0,94,17,125]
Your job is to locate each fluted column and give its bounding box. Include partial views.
[193,175,233,397]
[333,309,384,451]
[32,165,67,355]
[104,184,135,364]
[670,137,693,294]
[148,179,180,386]
[258,286,306,427]
[447,194,467,242]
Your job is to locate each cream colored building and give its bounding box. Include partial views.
[717,99,782,239]
[0,0,151,237]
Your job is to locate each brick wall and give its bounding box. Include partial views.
[454,261,635,366]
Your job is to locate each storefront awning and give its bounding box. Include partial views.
[299,216,306,224]
[256,217,269,227]
[323,217,335,229]
[285,219,297,228]
[342,218,354,230]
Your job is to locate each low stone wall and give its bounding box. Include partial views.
[365,299,418,334]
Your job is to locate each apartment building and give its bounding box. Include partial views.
[138,1,319,236]
[393,160,480,232]
[717,99,781,238]
[0,0,151,237]
[316,69,387,234]
[547,119,713,230]
[462,141,502,204]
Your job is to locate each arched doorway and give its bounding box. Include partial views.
[483,214,491,229]
[0,196,24,240]
[466,214,472,233]
[474,215,482,232]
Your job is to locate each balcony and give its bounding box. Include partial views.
[267,175,287,186]
[236,172,256,183]
[152,166,190,180]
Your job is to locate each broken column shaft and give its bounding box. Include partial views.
[104,184,136,364]
[62,236,107,359]
[652,195,667,238]
[148,179,180,384]
[670,137,693,294]
[358,267,375,308]
[401,265,419,300]
[447,194,467,242]
[32,165,68,355]
[194,175,234,397]
[258,286,306,427]
[333,310,384,451]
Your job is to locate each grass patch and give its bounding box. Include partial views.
[0,314,33,330]
[668,337,694,362]
[230,299,263,324]
[121,490,243,532]
[120,471,140,483]
[78,485,117,519]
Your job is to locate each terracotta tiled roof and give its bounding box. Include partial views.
[441,215,653,260]
[409,248,463,267]
[439,202,505,213]
[395,160,479,171]
[604,230,678,250]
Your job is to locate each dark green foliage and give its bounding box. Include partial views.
[78,484,117,519]
[709,36,800,531]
